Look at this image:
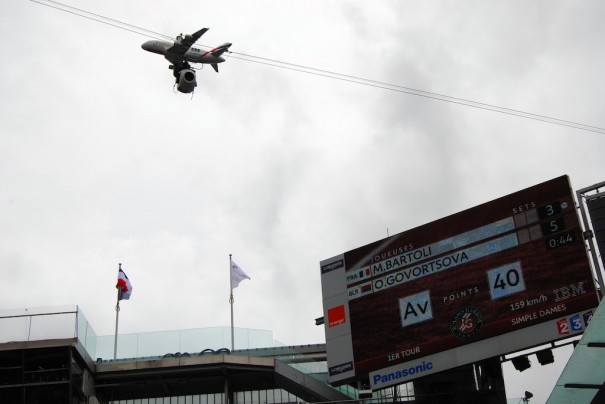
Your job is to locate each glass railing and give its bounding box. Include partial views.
[97,326,274,360]
[77,306,98,357]
[0,305,277,361]
[0,305,97,359]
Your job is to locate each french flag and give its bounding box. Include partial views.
[116,268,133,300]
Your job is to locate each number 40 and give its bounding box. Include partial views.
[487,262,526,300]
[493,268,520,290]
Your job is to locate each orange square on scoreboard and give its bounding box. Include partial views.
[328,305,346,327]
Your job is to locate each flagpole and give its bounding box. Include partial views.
[229,254,234,351]
[114,263,121,360]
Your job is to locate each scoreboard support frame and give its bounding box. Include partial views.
[576,180,605,295]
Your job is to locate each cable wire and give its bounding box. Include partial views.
[232,51,605,132]
[30,0,605,134]
[30,0,171,41]
[41,0,174,40]
[229,54,605,134]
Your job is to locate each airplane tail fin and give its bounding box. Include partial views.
[211,42,232,57]
[211,63,219,73]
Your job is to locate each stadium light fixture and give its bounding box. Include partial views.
[536,348,554,365]
[512,356,531,372]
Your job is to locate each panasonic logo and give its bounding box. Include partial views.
[373,361,434,385]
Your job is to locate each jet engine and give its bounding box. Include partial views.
[176,69,197,93]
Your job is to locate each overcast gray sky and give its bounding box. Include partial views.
[2,1,605,403]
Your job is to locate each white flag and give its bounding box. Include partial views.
[230,260,250,290]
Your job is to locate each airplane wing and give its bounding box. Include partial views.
[166,27,209,56]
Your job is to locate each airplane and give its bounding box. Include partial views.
[141,28,232,93]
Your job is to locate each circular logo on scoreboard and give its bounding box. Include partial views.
[450,306,483,339]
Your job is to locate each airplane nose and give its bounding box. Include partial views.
[141,40,166,54]
[141,41,155,52]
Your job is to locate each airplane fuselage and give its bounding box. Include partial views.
[141,28,231,88]
[142,40,227,65]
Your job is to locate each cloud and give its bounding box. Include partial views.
[1,2,604,402]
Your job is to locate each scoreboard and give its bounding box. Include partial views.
[320,176,599,390]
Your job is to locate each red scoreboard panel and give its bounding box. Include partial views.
[320,176,599,390]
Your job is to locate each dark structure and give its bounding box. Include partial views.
[0,340,92,403]
[0,336,509,404]
[412,358,506,404]
[0,337,351,404]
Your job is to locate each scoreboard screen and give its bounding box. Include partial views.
[320,176,599,390]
